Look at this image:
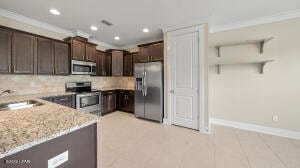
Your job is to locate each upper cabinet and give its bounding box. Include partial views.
[0,26,70,76]
[54,42,70,75]
[37,37,54,75]
[72,40,85,61]
[135,41,164,63]
[137,46,150,63]
[111,50,124,76]
[65,36,97,62]
[0,28,12,73]
[85,43,96,62]
[150,42,163,61]
[124,53,134,76]
[12,32,36,74]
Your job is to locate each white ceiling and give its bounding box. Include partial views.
[0,0,299,48]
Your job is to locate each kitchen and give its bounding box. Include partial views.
[1,1,300,168]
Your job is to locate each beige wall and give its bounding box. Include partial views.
[209,18,300,132]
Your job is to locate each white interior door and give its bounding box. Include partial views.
[168,26,200,130]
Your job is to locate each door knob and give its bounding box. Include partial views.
[170,90,174,94]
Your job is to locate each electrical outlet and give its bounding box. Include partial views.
[272,115,279,122]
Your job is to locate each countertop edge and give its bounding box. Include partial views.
[0,118,99,159]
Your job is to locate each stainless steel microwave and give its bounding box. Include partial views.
[71,60,96,75]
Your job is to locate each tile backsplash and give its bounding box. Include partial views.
[0,75,134,96]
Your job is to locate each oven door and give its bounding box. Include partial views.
[76,92,101,113]
[72,60,96,75]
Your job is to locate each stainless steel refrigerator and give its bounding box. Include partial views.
[134,62,163,122]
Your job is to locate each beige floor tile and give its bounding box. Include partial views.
[259,134,300,168]
[235,129,286,168]
[98,112,300,168]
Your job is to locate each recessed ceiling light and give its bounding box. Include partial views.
[143,28,149,33]
[114,36,120,40]
[90,26,98,31]
[49,8,60,15]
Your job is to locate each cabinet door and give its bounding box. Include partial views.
[104,53,112,76]
[111,51,123,76]
[85,44,96,62]
[102,95,109,114]
[37,38,54,75]
[150,43,163,61]
[12,32,35,74]
[118,91,126,110]
[128,91,135,113]
[95,51,105,76]
[54,42,70,75]
[0,28,12,73]
[124,54,133,76]
[72,40,85,61]
[136,46,150,63]
[108,93,117,112]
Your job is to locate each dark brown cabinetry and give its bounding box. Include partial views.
[111,50,124,76]
[137,46,150,63]
[54,42,70,75]
[40,94,75,109]
[124,53,134,76]
[65,37,97,62]
[85,43,96,62]
[150,43,164,61]
[12,32,36,74]
[135,41,164,63]
[118,90,134,113]
[0,26,70,76]
[53,95,75,108]
[96,50,111,76]
[37,37,54,75]
[71,40,85,61]
[101,91,117,115]
[0,28,12,73]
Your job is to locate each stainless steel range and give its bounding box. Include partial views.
[66,82,101,116]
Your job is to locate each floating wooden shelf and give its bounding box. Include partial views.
[214,60,274,74]
[215,37,273,57]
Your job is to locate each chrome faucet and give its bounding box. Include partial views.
[0,90,14,96]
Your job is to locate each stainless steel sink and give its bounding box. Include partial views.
[0,100,44,111]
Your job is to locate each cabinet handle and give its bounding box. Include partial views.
[8,65,11,73]
[13,65,16,72]
[59,98,68,101]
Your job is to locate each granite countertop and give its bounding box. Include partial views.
[0,93,99,159]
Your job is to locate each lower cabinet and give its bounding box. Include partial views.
[40,94,75,109]
[118,90,134,113]
[101,90,134,115]
[101,91,117,115]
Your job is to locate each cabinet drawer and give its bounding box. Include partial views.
[53,95,74,108]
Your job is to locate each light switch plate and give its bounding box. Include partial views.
[48,151,68,168]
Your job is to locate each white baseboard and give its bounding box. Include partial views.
[210,118,300,140]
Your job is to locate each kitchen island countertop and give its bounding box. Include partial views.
[0,93,99,159]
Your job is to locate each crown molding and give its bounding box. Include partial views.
[0,8,74,36]
[120,37,164,50]
[0,8,119,49]
[210,9,300,33]
[73,30,91,39]
[162,18,209,33]
[88,38,119,50]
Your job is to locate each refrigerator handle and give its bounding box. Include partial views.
[144,72,147,96]
[142,72,145,96]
